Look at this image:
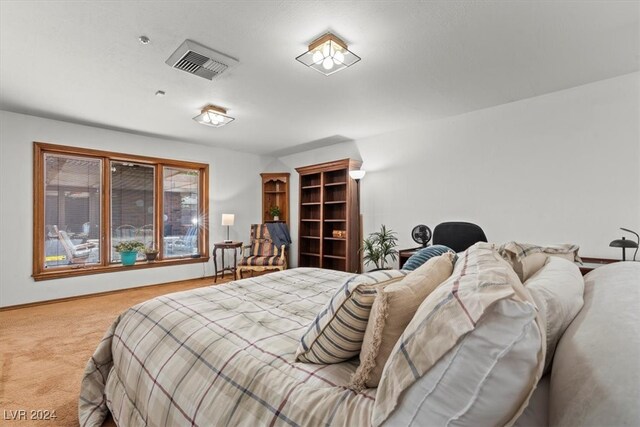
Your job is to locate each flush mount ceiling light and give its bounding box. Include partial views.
[193,105,235,128]
[296,32,361,76]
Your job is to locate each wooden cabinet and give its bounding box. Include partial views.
[260,173,290,225]
[295,159,362,273]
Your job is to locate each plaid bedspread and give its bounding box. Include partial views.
[78,268,377,427]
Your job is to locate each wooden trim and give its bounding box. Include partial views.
[33,142,208,170]
[32,142,210,279]
[1,275,223,312]
[103,157,110,266]
[155,164,163,256]
[308,33,348,51]
[33,143,44,278]
[200,164,210,256]
[32,256,210,281]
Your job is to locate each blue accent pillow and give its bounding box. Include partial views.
[403,245,456,271]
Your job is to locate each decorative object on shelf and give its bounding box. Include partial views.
[221,214,235,243]
[296,32,361,76]
[411,224,432,247]
[269,206,281,221]
[114,240,145,266]
[332,230,347,238]
[193,104,235,128]
[609,227,639,261]
[362,225,399,270]
[144,246,159,262]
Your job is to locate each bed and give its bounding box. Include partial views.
[79,268,377,427]
[80,255,640,427]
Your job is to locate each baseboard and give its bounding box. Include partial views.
[0,274,227,311]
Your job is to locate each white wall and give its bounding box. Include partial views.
[273,73,640,268]
[0,111,269,307]
[2,72,637,306]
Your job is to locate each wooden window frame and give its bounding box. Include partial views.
[33,142,210,281]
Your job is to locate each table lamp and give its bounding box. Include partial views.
[609,227,639,261]
[221,214,234,243]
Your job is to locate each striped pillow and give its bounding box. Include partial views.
[403,245,455,271]
[295,270,408,364]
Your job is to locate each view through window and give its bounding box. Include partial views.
[111,162,155,262]
[163,167,200,258]
[34,143,208,280]
[44,153,102,267]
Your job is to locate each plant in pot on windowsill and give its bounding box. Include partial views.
[362,225,399,271]
[114,240,145,266]
[144,245,159,262]
[269,205,281,221]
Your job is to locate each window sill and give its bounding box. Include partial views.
[32,256,210,281]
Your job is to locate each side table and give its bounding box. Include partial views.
[213,241,243,282]
[578,257,618,275]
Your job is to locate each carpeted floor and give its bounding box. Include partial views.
[0,276,229,426]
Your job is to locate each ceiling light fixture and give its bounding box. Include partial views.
[296,32,361,76]
[138,35,150,45]
[193,105,235,128]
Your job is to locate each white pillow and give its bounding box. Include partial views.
[524,256,584,372]
[372,243,545,426]
[383,298,542,426]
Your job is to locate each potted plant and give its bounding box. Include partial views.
[114,240,145,266]
[269,205,281,221]
[144,245,159,262]
[362,225,399,270]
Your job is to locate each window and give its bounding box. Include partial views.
[34,142,209,280]
[111,162,155,263]
[163,167,201,258]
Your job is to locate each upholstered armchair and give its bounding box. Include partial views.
[238,224,287,277]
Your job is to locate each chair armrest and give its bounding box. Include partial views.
[75,243,95,250]
[279,245,286,260]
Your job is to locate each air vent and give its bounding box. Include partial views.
[165,39,238,80]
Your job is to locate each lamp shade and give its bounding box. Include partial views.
[609,237,638,248]
[349,170,366,180]
[221,214,235,226]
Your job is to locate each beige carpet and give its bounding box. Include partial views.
[0,276,228,426]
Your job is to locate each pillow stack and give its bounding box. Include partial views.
[350,252,455,390]
[498,241,581,282]
[372,243,546,426]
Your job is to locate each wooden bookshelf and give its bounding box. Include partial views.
[295,159,362,273]
[260,173,290,225]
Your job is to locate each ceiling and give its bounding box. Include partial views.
[1,1,638,155]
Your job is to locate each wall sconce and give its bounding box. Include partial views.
[193,105,235,128]
[296,32,361,76]
[221,214,235,243]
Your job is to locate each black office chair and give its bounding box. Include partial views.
[432,222,487,253]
